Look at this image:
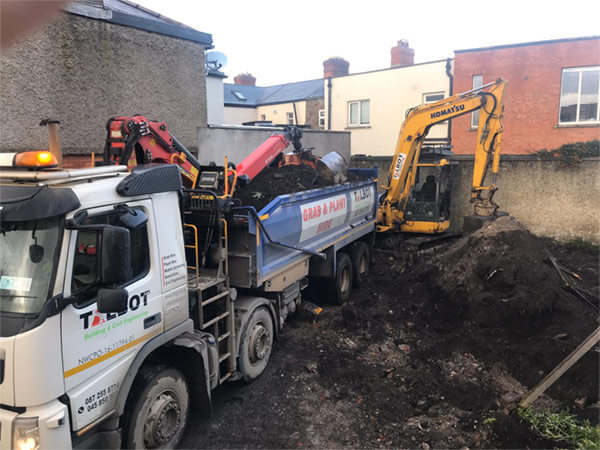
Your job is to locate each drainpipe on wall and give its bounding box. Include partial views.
[445,58,453,144]
[327,77,332,130]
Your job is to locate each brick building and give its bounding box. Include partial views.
[452,36,600,154]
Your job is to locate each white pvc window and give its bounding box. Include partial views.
[319,109,325,128]
[423,92,445,104]
[287,112,294,125]
[348,100,370,126]
[559,66,600,124]
[471,75,483,128]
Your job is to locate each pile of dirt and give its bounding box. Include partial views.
[234,164,336,211]
[414,217,575,331]
[348,216,599,445]
[182,215,598,449]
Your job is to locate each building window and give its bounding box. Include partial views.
[423,92,445,104]
[232,90,246,101]
[471,75,483,128]
[286,112,294,125]
[319,109,325,128]
[559,66,600,124]
[260,114,266,121]
[348,100,370,126]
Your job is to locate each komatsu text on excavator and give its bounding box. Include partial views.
[377,78,507,234]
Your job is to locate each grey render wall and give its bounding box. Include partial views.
[0,12,207,154]
[351,156,600,244]
[449,157,600,243]
[197,125,351,166]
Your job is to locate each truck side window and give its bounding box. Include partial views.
[71,208,150,305]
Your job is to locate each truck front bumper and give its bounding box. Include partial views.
[0,400,71,450]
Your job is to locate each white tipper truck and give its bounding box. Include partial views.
[0,151,377,449]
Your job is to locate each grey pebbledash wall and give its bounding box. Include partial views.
[351,155,600,244]
[0,12,208,155]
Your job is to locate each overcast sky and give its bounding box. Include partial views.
[136,0,600,86]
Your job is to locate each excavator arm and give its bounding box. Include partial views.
[377,78,507,233]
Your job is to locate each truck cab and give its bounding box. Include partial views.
[0,157,198,448]
[0,152,378,449]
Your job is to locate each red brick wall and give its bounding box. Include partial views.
[452,38,600,154]
[62,154,97,169]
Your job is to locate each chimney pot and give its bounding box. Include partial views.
[391,40,414,67]
[234,73,256,86]
[323,57,349,78]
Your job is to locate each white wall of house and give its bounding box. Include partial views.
[325,60,451,156]
[256,101,307,125]
[224,106,256,125]
[206,75,225,125]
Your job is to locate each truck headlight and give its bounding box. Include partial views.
[12,417,40,450]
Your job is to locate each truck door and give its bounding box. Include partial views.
[60,200,163,431]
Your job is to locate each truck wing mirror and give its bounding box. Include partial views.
[97,288,128,313]
[101,225,132,284]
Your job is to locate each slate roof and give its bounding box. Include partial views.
[224,78,324,107]
[64,0,212,46]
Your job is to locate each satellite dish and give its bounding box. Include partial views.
[206,51,228,71]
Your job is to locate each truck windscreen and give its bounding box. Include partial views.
[0,217,62,315]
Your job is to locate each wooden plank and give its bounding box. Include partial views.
[520,326,600,408]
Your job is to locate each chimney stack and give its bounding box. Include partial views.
[391,40,414,67]
[323,57,349,78]
[234,73,256,86]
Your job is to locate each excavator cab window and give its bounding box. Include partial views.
[406,164,454,222]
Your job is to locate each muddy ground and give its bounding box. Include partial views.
[182,217,599,449]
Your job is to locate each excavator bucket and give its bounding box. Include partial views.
[463,212,509,233]
[316,151,348,183]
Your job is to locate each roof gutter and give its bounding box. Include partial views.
[63,4,213,47]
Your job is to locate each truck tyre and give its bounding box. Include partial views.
[124,365,189,449]
[351,242,370,288]
[238,306,274,382]
[332,252,353,304]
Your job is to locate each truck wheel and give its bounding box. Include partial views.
[332,252,353,304]
[351,242,370,288]
[238,307,274,382]
[124,365,189,449]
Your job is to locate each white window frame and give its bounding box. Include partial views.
[286,112,294,125]
[423,92,445,104]
[471,75,483,128]
[348,99,370,127]
[559,66,600,125]
[318,109,325,128]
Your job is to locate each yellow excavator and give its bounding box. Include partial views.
[377,78,507,235]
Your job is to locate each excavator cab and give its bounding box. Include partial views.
[404,144,456,230]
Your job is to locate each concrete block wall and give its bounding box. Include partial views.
[197,126,351,166]
[0,12,208,156]
[351,155,600,244]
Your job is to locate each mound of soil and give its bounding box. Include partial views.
[416,217,569,331]
[182,215,598,449]
[235,164,335,211]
